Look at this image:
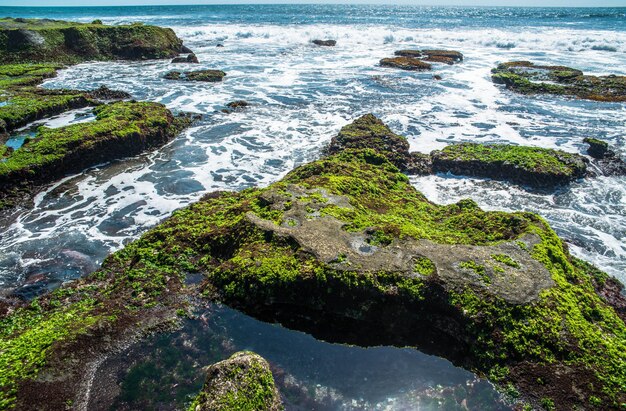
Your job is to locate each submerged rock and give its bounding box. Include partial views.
[379,56,432,71]
[222,100,249,113]
[492,61,626,102]
[312,39,336,47]
[171,53,199,64]
[189,352,283,411]
[164,69,226,82]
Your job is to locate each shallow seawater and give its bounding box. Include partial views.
[96,303,511,411]
[0,5,625,409]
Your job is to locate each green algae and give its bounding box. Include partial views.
[0,115,624,409]
[492,61,626,102]
[188,351,282,411]
[0,18,182,65]
[434,142,585,179]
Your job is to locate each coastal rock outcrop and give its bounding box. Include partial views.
[380,56,432,71]
[0,17,188,64]
[165,69,226,82]
[1,116,624,410]
[430,142,588,188]
[188,352,283,411]
[395,49,464,65]
[492,61,626,102]
[0,101,190,211]
[583,138,626,177]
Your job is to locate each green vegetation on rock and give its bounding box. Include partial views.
[188,351,283,411]
[0,17,183,64]
[431,142,587,187]
[491,61,626,102]
[0,113,624,411]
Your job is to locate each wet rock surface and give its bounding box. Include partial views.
[165,69,226,82]
[189,351,283,411]
[380,56,432,71]
[312,39,336,46]
[395,49,464,65]
[171,53,199,63]
[492,61,626,102]
[86,85,132,100]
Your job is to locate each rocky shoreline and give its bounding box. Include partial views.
[0,17,625,411]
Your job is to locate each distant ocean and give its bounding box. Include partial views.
[1,4,625,293]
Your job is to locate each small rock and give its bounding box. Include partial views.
[433,75,443,80]
[583,137,609,159]
[181,45,194,53]
[171,53,199,64]
[380,57,432,71]
[226,100,249,109]
[87,85,131,100]
[312,39,336,47]
[216,43,224,48]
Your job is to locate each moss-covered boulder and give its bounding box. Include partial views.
[188,352,283,411]
[395,49,463,65]
[0,17,186,64]
[492,61,626,102]
[165,69,226,82]
[431,142,588,188]
[583,138,626,177]
[1,115,625,410]
[0,101,190,210]
[379,56,432,71]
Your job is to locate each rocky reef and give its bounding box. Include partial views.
[0,17,184,64]
[171,53,199,64]
[165,69,226,82]
[395,49,464,64]
[0,101,190,210]
[380,49,463,71]
[188,351,283,411]
[0,18,193,213]
[1,114,624,410]
[430,142,588,188]
[491,61,626,102]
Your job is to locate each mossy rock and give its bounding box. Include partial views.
[395,49,463,65]
[491,61,626,102]
[188,352,283,411]
[1,115,625,410]
[583,137,609,159]
[164,69,226,82]
[0,17,186,64]
[431,142,587,188]
[0,101,191,210]
[380,56,432,71]
[171,53,199,64]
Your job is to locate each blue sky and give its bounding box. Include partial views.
[2,1,625,7]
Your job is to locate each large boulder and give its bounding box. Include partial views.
[165,69,226,82]
[188,352,283,411]
[379,56,432,71]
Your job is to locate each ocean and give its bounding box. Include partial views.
[0,5,625,409]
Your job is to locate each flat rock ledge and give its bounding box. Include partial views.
[188,351,283,411]
[165,69,226,82]
[380,49,463,71]
[1,114,625,411]
[492,61,626,102]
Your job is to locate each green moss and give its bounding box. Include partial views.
[492,61,626,102]
[0,297,100,409]
[414,257,436,276]
[0,18,182,65]
[491,254,520,269]
[460,260,491,284]
[435,142,585,178]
